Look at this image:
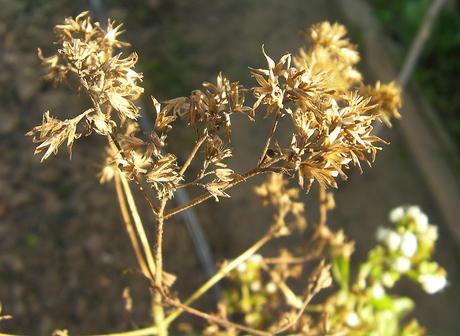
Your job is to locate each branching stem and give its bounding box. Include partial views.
[87,217,280,336]
[257,111,280,167]
[164,166,285,220]
[266,269,303,309]
[162,295,271,336]
[178,133,208,176]
[163,229,276,325]
[263,254,320,265]
[118,170,157,279]
[114,171,150,278]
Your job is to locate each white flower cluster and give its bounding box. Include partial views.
[418,273,447,294]
[390,206,435,236]
[236,254,263,273]
[235,254,278,294]
[345,311,361,327]
[376,227,417,273]
[376,206,447,294]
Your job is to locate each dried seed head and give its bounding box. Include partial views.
[360,81,402,127]
[29,13,401,203]
[29,11,143,162]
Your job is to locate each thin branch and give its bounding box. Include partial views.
[162,295,271,336]
[265,267,303,309]
[163,229,277,326]
[263,254,320,265]
[89,225,281,336]
[118,170,157,280]
[176,181,207,190]
[154,199,167,286]
[89,327,157,336]
[152,199,167,336]
[114,171,150,278]
[164,166,285,220]
[257,112,280,167]
[272,291,316,335]
[318,185,327,229]
[178,134,208,176]
[273,263,331,335]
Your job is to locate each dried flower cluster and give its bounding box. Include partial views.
[23,11,445,336]
[29,12,142,156]
[254,173,306,231]
[360,81,402,127]
[28,12,402,199]
[295,21,361,93]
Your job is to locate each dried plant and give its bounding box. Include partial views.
[17,11,447,336]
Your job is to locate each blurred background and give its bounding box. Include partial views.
[0,0,459,334]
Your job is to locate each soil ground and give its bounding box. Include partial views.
[0,0,459,335]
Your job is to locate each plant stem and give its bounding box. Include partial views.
[267,269,303,309]
[87,228,279,336]
[89,327,157,336]
[272,263,331,335]
[114,171,150,278]
[164,166,284,220]
[178,134,207,176]
[153,199,167,336]
[119,170,157,279]
[257,111,280,166]
[163,296,271,336]
[318,185,327,228]
[263,254,319,265]
[164,230,275,325]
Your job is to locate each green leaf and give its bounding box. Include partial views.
[332,255,350,291]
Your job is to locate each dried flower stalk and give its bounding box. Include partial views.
[23,11,418,336]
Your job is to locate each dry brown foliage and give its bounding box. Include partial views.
[25,11,405,336]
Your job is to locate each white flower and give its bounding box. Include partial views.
[345,311,360,327]
[265,282,277,294]
[237,262,247,273]
[382,272,395,287]
[407,206,421,220]
[250,281,262,292]
[387,231,402,252]
[389,206,405,223]
[371,283,385,299]
[393,256,411,273]
[249,254,263,264]
[419,274,447,294]
[400,232,418,257]
[414,213,429,232]
[377,227,401,251]
[376,227,390,242]
[425,225,439,244]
